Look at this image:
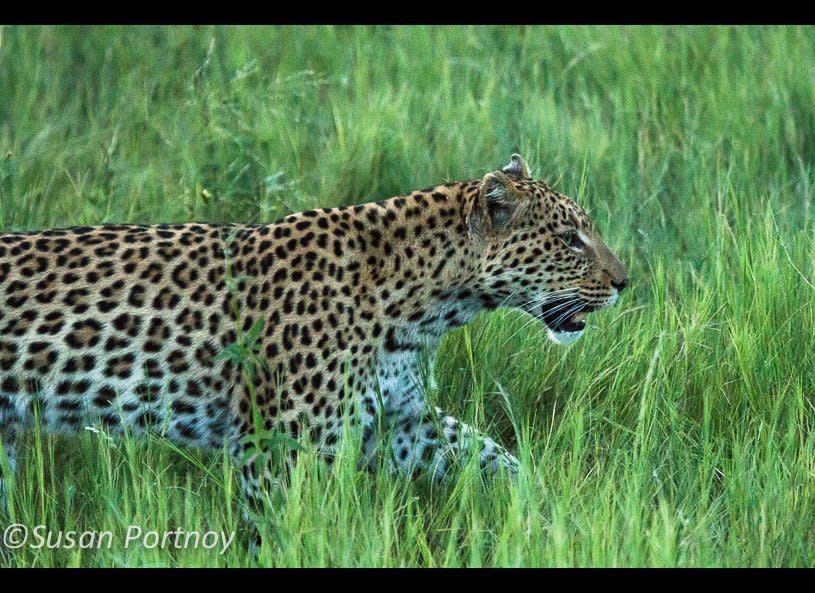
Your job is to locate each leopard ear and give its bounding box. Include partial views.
[501,153,530,179]
[470,170,517,236]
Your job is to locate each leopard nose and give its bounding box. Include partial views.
[611,276,629,292]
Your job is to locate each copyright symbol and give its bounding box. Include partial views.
[3,524,28,549]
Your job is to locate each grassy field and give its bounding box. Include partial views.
[1,25,814,567]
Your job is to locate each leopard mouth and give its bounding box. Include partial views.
[539,298,595,333]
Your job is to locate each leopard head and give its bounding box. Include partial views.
[467,154,628,344]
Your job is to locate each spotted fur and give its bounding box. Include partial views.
[0,154,627,515]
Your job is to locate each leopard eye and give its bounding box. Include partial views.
[560,230,584,251]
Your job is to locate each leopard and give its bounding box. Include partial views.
[0,154,628,528]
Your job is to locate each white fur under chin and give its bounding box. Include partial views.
[547,328,584,345]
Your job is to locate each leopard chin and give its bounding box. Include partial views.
[542,301,617,345]
[546,327,584,345]
[539,302,590,345]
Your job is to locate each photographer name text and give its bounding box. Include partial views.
[3,524,235,555]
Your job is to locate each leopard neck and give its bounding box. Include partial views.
[338,180,487,339]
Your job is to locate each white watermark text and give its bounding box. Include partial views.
[3,523,235,555]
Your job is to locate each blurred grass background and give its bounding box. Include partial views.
[0,25,814,566]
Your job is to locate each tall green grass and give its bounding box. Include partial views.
[0,25,813,566]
